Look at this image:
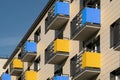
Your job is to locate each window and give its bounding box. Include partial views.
[81,0,100,9]
[83,36,100,53]
[70,0,74,3]
[18,76,22,80]
[47,78,51,80]
[110,18,120,49]
[55,30,63,39]
[54,65,63,76]
[34,27,41,43]
[70,55,77,76]
[34,56,40,71]
[110,67,120,80]
[5,69,9,73]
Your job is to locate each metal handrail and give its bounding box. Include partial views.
[73,48,100,76]
[45,41,54,63]
[71,9,83,38]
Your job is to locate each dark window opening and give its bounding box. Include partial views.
[110,67,120,80]
[34,27,41,43]
[5,69,9,74]
[81,36,100,53]
[18,77,22,80]
[110,18,120,49]
[34,56,40,71]
[81,0,100,10]
[55,30,63,39]
[54,65,63,76]
[18,52,22,59]
[47,78,51,80]
[70,55,77,76]
[45,17,49,34]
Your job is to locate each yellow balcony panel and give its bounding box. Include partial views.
[12,59,23,68]
[45,1,69,31]
[72,52,100,80]
[25,70,37,80]
[54,39,69,53]
[10,59,23,76]
[82,52,100,69]
[45,39,69,64]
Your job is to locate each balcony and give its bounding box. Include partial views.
[71,50,100,80]
[45,1,69,31]
[45,39,69,64]
[53,75,69,80]
[10,59,23,76]
[71,7,100,41]
[1,73,11,80]
[21,41,37,62]
[23,70,37,80]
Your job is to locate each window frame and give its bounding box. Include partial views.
[34,27,41,43]
[110,18,120,49]
[34,56,40,71]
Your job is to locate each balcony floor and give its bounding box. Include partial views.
[73,68,100,80]
[10,69,23,76]
[72,24,100,41]
[47,52,69,64]
[22,52,36,62]
[47,15,69,30]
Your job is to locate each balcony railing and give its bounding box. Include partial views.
[20,41,37,62]
[45,39,69,64]
[71,49,100,80]
[112,19,120,50]
[1,73,11,80]
[45,1,69,32]
[71,7,100,41]
[10,59,23,76]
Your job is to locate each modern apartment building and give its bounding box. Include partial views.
[1,0,120,80]
[0,58,7,76]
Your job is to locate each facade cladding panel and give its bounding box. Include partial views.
[24,41,37,53]
[1,73,11,80]
[54,1,70,16]
[82,7,101,25]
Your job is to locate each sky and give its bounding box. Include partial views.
[0,0,48,58]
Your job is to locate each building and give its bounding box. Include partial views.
[1,0,120,80]
[0,58,8,79]
[0,58,7,75]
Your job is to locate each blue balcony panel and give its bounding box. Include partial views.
[45,1,70,30]
[21,41,37,62]
[25,41,37,53]
[54,76,69,80]
[1,73,11,80]
[71,7,101,40]
[54,1,69,16]
[82,7,100,26]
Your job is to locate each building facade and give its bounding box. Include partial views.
[0,58,7,76]
[1,0,120,80]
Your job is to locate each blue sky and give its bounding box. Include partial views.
[0,0,48,58]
